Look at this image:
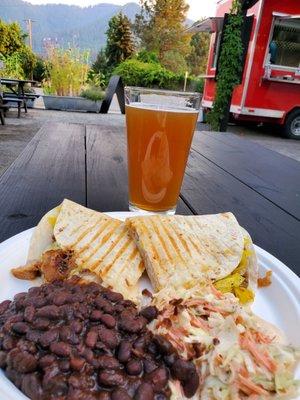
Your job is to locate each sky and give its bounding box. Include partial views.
[26,0,217,20]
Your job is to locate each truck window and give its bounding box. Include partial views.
[269,18,300,68]
[212,31,222,68]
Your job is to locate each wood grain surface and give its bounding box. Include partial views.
[0,123,86,242]
[192,131,300,220]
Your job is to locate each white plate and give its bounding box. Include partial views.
[0,211,299,400]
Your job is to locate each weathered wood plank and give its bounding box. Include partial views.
[181,148,300,275]
[0,123,86,242]
[86,124,192,215]
[192,131,300,220]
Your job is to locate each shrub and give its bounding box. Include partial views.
[43,47,89,96]
[136,50,159,64]
[0,52,24,79]
[33,57,46,82]
[81,86,105,102]
[114,59,179,89]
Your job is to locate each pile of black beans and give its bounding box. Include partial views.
[0,278,199,400]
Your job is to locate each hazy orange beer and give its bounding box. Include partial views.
[125,88,200,214]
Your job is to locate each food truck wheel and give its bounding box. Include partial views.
[283,109,300,140]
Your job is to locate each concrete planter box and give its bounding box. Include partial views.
[43,95,102,113]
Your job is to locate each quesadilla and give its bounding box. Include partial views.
[126,213,258,303]
[12,199,144,299]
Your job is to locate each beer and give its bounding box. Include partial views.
[126,103,198,213]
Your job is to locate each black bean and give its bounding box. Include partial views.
[26,330,41,343]
[39,329,59,347]
[182,370,199,398]
[119,311,147,333]
[33,318,50,330]
[117,341,132,363]
[50,342,71,357]
[70,356,85,371]
[90,309,103,321]
[100,314,116,328]
[24,305,35,322]
[171,358,193,381]
[21,373,43,400]
[70,320,82,334]
[146,367,168,392]
[52,291,69,306]
[0,351,7,368]
[98,326,119,349]
[38,354,56,369]
[86,329,98,348]
[59,359,70,372]
[104,291,123,303]
[96,355,120,369]
[134,382,154,400]
[163,353,177,367]
[7,349,37,373]
[98,370,125,387]
[140,306,158,322]
[154,336,175,355]
[0,300,11,315]
[111,388,132,400]
[2,336,15,351]
[94,298,113,314]
[12,322,29,335]
[36,305,60,319]
[126,359,143,376]
[143,359,158,374]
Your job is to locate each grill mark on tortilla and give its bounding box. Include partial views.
[67,217,105,247]
[100,236,132,278]
[147,219,170,275]
[82,229,125,271]
[157,219,186,263]
[73,222,119,262]
[73,219,114,254]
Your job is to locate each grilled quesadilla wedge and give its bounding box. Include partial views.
[12,200,144,300]
[126,213,258,303]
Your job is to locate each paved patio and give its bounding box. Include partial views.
[1,107,299,177]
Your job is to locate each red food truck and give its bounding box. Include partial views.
[189,0,300,139]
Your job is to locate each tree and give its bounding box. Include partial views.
[0,19,36,79]
[133,0,191,73]
[186,32,210,75]
[105,12,135,69]
[207,0,244,131]
[0,20,26,55]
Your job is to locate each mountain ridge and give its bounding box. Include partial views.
[0,0,140,57]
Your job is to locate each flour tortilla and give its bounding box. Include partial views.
[26,199,144,299]
[126,213,258,292]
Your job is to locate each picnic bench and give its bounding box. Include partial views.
[0,78,38,119]
[0,121,299,276]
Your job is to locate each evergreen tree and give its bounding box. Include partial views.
[133,0,191,73]
[92,48,108,74]
[105,12,135,69]
[186,32,210,75]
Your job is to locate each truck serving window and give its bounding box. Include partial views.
[269,18,300,68]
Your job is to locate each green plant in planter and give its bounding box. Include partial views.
[43,47,89,96]
[207,0,243,131]
[80,86,105,102]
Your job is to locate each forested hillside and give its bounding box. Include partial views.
[0,0,140,56]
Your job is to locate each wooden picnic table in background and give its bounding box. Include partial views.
[0,78,37,97]
[0,121,299,275]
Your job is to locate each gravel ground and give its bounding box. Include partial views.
[0,105,299,177]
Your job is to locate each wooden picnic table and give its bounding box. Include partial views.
[0,121,299,276]
[0,78,37,94]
